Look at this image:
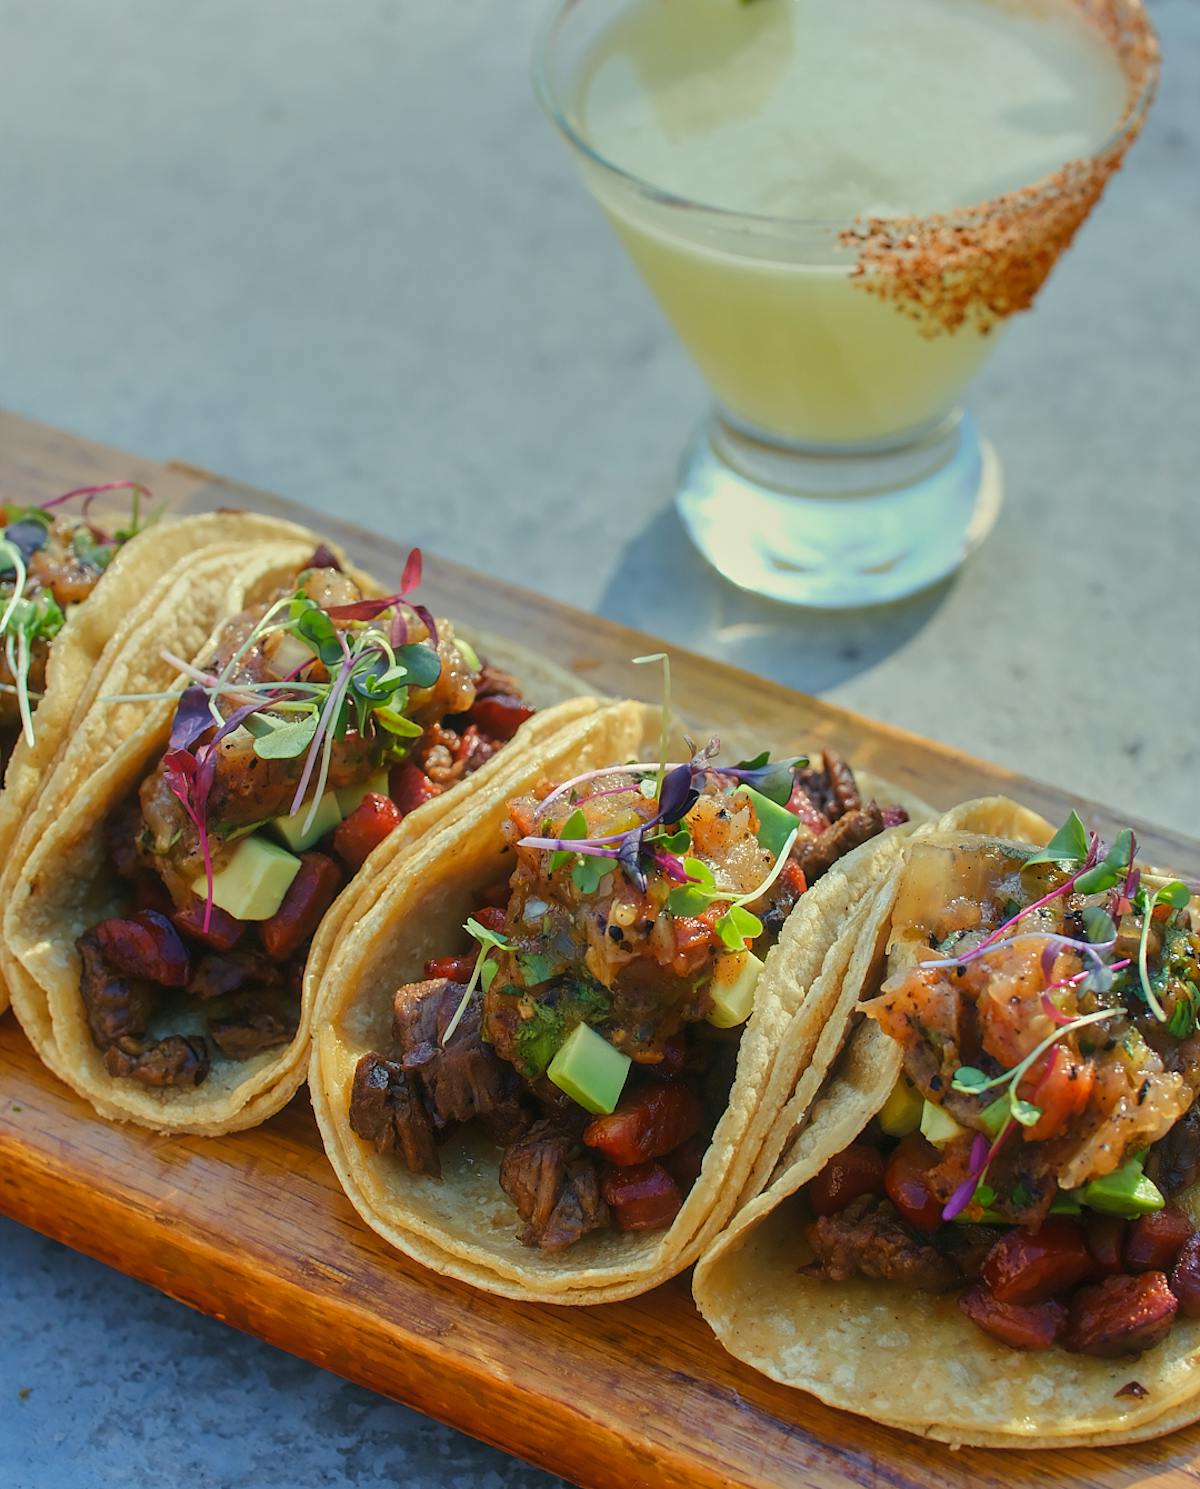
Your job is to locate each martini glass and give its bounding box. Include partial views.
[533,0,1159,608]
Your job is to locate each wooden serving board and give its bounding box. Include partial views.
[2,409,1199,1489]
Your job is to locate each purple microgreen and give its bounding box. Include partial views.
[323,590,409,622]
[2,519,48,562]
[39,480,153,534]
[442,915,512,1046]
[722,750,808,807]
[632,651,671,799]
[658,760,699,826]
[305,543,341,571]
[401,547,422,594]
[170,685,218,751]
[943,1132,991,1221]
[647,849,693,884]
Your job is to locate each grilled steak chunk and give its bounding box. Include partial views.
[806,1195,958,1292]
[209,1006,296,1061]
[76,931,154,1047]
[188,950,283,1002]
[394,978,521,1129]
[103,1034,209,1087]
[793,802,885,884]
[349,1052,441,1177]
[499,1120,609,1251]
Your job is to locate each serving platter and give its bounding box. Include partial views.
[1,408,1198,1489]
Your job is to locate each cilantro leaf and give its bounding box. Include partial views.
[245,710,320,761]
[549,808,588,874]
[571,855,615,894]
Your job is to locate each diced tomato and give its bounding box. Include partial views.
[670,915,717,976]
[389,762,443,817]
[466,694,535,742]
[95,911,192,988]
[662,1136,706,1195]
[601,1161,683,1232]
[1084,1214,1127,1278]
[472,905,508,935]
[778,861,807,900]
[980,1218,1093,1304]
[1125,1209,1194,1274]
[805,1144,887,1218]
[959,1284,1067,1351]
[884,1134,944,1233]
[1019,1049,1095,1143]
[424,955,476,983]
[172,896,246,953]
[261,852,343,961]
[584,1082,703,1167]
[333,793,402,872]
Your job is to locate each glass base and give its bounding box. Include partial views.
[675,410,1002,608]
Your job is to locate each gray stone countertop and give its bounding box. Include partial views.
[1,2,1197,1486]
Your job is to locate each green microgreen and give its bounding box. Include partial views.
[632,651,671,800]
[442,916,513,1045]
[666,828,798,951]
[1135,881,1192,1022]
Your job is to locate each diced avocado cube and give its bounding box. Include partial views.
[546,1023,630,1115]
[979,1095,1009,1139]
[270,789,344,852]
[920,1099,966,1148]
[706,950,763,1029]
[193,836,302,922]
[335,770,390,818]
[734,785,803,859]
[1083,1157,1165,1218]
[879,1075,923,1137]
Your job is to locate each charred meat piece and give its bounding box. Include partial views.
[76,932,155,1048]
[209,1007,297,1061]
[94,911,192,989]
[393,978,522,1130]
[1065,1273,1178,1358]
[349,1052,441,1176]
[823,750,862,817]
[1147,1104,1200,1197]
[806,1195,959,1292]
[103,1034,209,1087]
[188,949,283,1002]
[499,1120,609,1251]
[793,802,885,885]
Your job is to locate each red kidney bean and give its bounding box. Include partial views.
[1170,1234,1200,1318]
[584,1082,703,1168]
[981,1217,1093,1304]
[333,793,402,873]
[1084,1214,1128,1278]
[260,852,342,961]
[1065,1273,1178,1357]
[389,762,443,817]
[884,1134,943,1234]
[601,1162,683,1232]
[94,911,191,988]
[423,955,476,983]
[959,1284,1068,1351]
[172,897,245,953]
[805,1144,887,1218]
[1125,1209,1194,1274]
[467,695,535,742]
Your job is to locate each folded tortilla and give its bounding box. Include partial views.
[693,796,1200,1448]
[2,519,591,1132]
[310,701,933,1303]
[0,511,321,1018]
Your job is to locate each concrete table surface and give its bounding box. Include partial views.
[0,1,1197,1485]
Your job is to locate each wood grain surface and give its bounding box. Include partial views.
[2,408,1199,1489]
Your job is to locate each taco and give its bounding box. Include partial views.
[0,485,321,1019]
[3,529,590,1132]
[310,700,930,1302]
[694,796,1200,1447]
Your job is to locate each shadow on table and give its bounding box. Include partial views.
[595,499,952,694]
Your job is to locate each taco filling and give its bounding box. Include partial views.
[77,547,535,1090]
[802,819,1200,1357]
[0,485,149,765]
[348,745,907,1252]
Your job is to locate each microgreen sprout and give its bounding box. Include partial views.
[632,651,671,800]
[667,828,799,951]
[1135,880,1192,1022]
[951,1006,1121,1124]
[442,917,512,1045]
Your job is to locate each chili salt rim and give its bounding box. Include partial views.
[841,0,1161,336]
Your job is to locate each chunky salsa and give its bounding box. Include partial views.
[78,549,534,1090]
[349,744,907,1252]
[802,824,1200,1357]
